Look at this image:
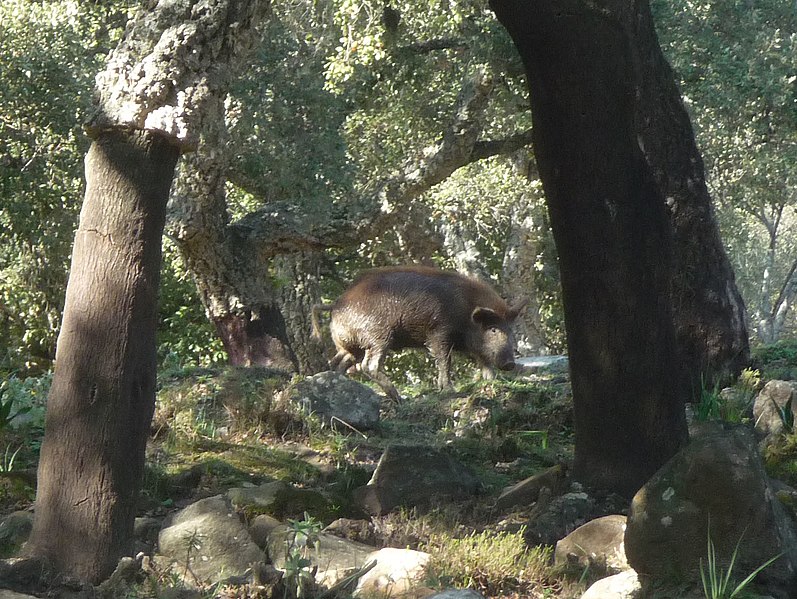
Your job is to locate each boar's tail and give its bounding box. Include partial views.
[311,303,334,340]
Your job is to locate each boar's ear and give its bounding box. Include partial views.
[506,298,529,321]
[472,307,501,328]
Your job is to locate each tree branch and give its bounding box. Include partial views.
[398,37,468,54]
[471,129,534,161]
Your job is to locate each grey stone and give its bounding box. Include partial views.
[554,514,629,577]
[353,445,481,516]
[157,495,265,587]
[625,424,797,595]
[354,547,430,597]
[290,371,381,430]
[580,570,642,599]
[754,380,797,439]
[266,525,375,587]
[0,511,33,557]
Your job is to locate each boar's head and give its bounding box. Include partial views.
[469,299,528,372]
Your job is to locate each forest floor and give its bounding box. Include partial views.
[3,348,797,598]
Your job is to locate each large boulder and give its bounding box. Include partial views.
[554,514,629,577]
[625,424,797,595]
[157,495,265,587]
[289,371,381,430]
[353,445,481,516]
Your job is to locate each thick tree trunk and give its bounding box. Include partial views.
[491,0,689,497]
[25,130,179,581]
[25,0,269,582]
[631,4,749,394]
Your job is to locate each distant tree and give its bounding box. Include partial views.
[24,0,268,582]
[490,0,737,497]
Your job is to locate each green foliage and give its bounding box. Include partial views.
[283,513,323,599]
[423,527,554,596]
[700,525,781,599]
[653,0,797,342]
[695,370,761,424]
[0,0,125,374]
[752,340,797,368]
[0,373,50,431]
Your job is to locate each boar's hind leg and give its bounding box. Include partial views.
[361,348,401,402]
[330,349,357,373]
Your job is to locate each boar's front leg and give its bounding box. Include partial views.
[361,347,401,402]
[427,338,454,390]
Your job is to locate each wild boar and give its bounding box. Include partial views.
[312,266,526,401]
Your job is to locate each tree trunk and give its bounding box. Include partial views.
[274,252,329,374]
[491,0,689,497]
[630,3,750,395]
[25,0,269,582]
[25,130,179,581]
[167,97,296,372]
[501,201,550,355]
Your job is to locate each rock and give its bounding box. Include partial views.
[0,511,33,557]
[426,591,486,599]
[266,524,375,587]
[554,515,629,577]
[355,547,431,597]
[227,480,333,520]
[249,514,282,550]
[625,424,797,595]
[353,445,481,516]
[0,591,41,599]
[580,570,642,599]
[157,495,265,587]
[290,371,381,430]
[228,480,289,511]
[524,488,595,546]
[494,464,565,511]
[753,380,797,439]
[515,355,569,375]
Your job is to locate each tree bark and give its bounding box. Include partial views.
[25,0,269,582]
[630,2,750,394]
[26,130,179,581]
[167,97,296,371]
[274,252,330,374]
[491,0,689,497]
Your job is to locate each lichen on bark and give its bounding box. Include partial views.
[87,0,269,146]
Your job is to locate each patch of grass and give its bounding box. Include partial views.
[423,527,559,596]
[700,524,781,599]
[762,432,797,488]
